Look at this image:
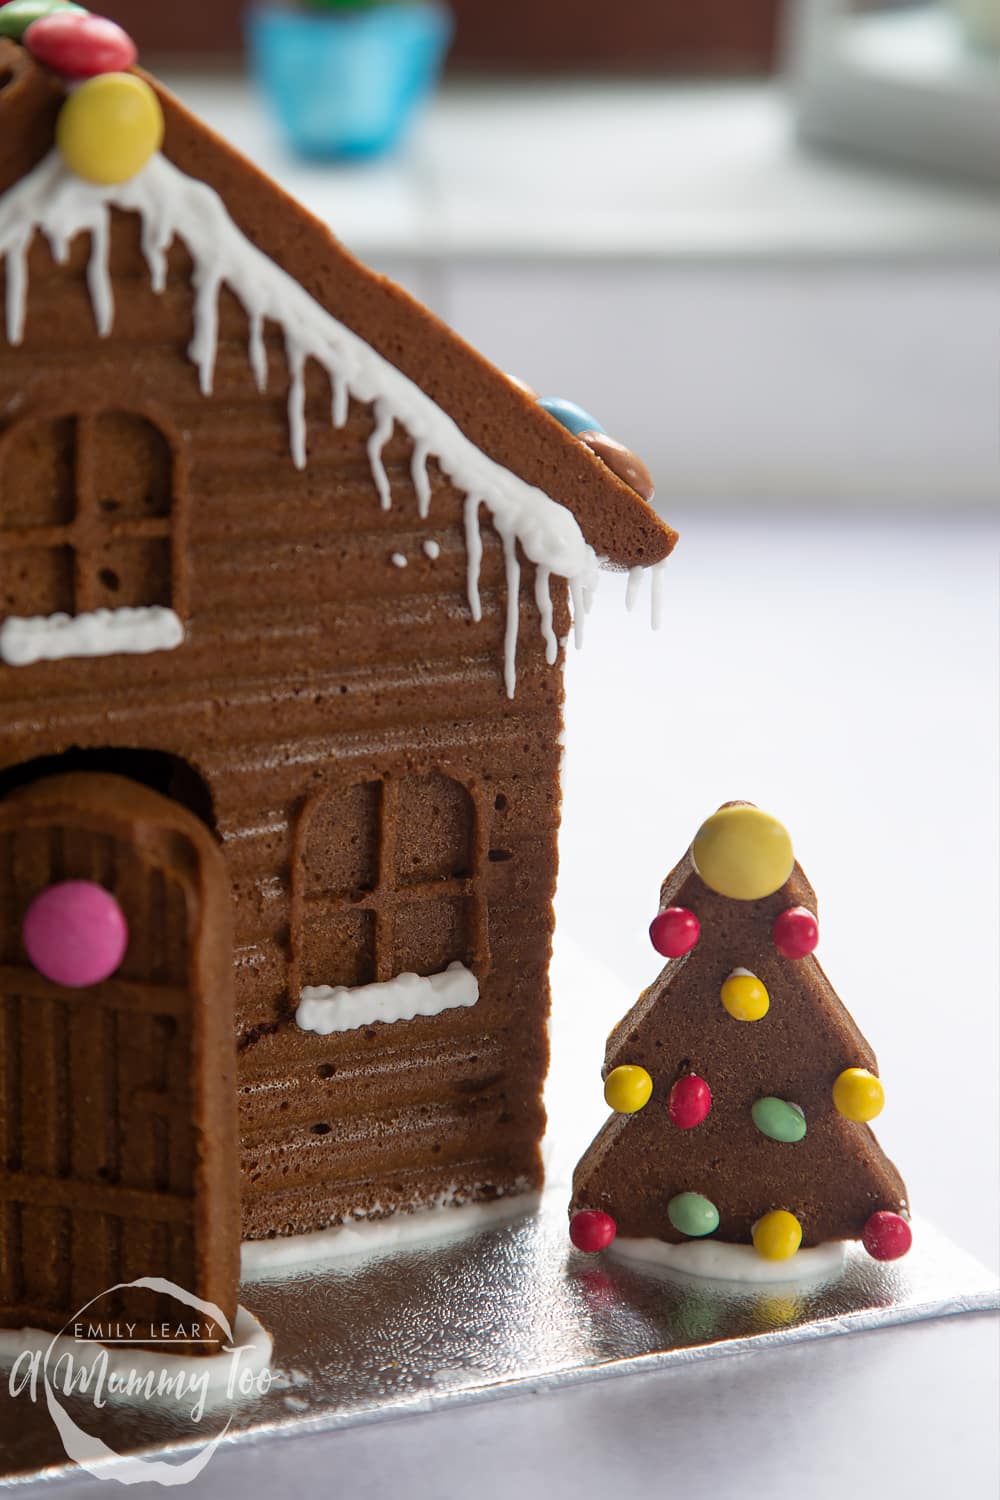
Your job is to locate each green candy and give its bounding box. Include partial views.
[667,1191,720,1238]
[752,1096,807,1143]
[0,1,88,41]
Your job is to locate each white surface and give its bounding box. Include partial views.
[15,513,999,1494]
[166,75,999,261]
[162,74,999,508]
[789,0,1000,188]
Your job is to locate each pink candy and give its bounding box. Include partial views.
[23,880,128,988]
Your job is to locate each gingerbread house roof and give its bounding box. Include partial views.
[0,38,677,616]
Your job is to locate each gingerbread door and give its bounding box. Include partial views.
[0,772,239,1345]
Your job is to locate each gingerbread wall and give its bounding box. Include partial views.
[0,216,566,1238]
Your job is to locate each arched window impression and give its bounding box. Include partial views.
[294,771,490,997]
[0,412,183,665]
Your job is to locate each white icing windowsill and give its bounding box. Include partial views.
[295,962,479,1036]
[0,606,184,667]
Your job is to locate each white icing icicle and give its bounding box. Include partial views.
[568,575,587,651]
[626,565,643,613]
[367,397,394,508]
[0,151,665,693]
[287,344,308,469]
[500,526,521,699]
[411,438,432,517]
[331,368,349,428]
[296,962,479,1036]
[650,555,668,630]
[248,309,268,393]
[534,566,558,666]
[464,495,484,623]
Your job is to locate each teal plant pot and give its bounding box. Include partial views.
[248,3,453,160]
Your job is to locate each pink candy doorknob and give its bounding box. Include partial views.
[23,880,129,989]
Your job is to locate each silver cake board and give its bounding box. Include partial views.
[1,1193,997,1487]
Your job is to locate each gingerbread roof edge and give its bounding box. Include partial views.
[0,39,677,575]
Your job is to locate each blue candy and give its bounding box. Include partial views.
[538,397,606,437]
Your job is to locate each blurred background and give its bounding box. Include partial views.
[93,0,997,509]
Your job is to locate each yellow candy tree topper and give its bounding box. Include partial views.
[692,804,795,901]
[57,72,164,186]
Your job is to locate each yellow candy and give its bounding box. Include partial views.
[752,1209,803,1261]
[720,969,770,1022]
[604,1064,653,1114]
[692,806,795,901]
[832,1067,885,1122]
[57,74,164,187]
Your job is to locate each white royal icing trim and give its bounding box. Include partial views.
[242,1190,540,1277]
[611,1235,849,1284]
[0,606,184,666]
[295,961,479,1036]
[0,151,621,695]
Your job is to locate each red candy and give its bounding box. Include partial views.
[667,1073,712,1129]
[773,906,819,960]
[569,1209,617,1253]
[650,906,700,959]
[862,1211,912,1261]
[24,14,137,79]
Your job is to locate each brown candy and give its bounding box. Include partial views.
[577,430,655,503]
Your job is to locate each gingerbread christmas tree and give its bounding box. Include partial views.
[570,804,911,1273]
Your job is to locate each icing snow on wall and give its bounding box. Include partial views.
[296,962,479,1036]
[0,606,183,666]
[0,151,623,694]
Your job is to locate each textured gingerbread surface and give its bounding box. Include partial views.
[0,34,674,1276]
[571,849,909,1247]
[0,773,239,1346]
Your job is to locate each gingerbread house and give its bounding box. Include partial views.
[0,25,675,1340]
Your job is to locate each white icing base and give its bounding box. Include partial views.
[0,606,183,666]
[296,961,479,1035]
[242,1191,540,1278]
[0,1304,271,1402]
[610,1235,849,1284]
